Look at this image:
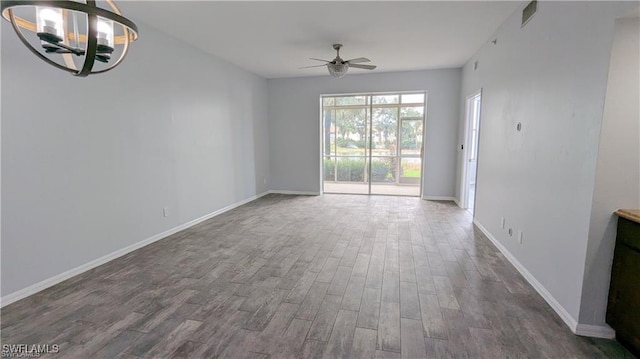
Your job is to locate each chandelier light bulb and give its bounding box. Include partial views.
[36,7,63,38]
[97,17,114,48]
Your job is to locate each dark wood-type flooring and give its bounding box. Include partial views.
[1,194,634,358]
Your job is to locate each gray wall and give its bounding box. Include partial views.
[267,70,461,197]
[458,1,634,325]
[1,20,270,297]
[581,16,640,326]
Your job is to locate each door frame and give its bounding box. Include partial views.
[319,90,427,197]
[461,89,483,211]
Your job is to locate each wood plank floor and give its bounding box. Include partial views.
[1,194,633,358]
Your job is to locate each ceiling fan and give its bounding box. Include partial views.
[301,44,377,78]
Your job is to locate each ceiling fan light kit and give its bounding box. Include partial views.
[1,0,138,77]
[328,62,349,78]
[303,44,377,78]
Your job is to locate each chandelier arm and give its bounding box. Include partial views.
[1,0,138,37]
[42,40,85,56]
[6,8,77,74]
[78,2,98,77]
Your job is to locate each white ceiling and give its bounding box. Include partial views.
[119,1,523,79]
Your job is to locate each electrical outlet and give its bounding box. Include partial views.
[518,231,523,244]
[163,206,169,217]
[508,228,513,236]
[501,217,506,229]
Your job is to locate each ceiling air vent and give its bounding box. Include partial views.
[522,0,537,27]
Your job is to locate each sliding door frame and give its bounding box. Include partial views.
[319,90,428,197]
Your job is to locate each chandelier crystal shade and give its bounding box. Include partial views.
[1,0,138,77]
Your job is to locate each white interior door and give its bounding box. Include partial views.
[464,91,482,210]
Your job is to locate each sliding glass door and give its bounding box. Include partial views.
[322,92,426,196]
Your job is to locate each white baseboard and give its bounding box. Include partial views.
[473,219,615,339]
[422,196,456,201]
[453,197,462,208]
[472,219,580,335]
[269,190,320,196]
[575,323,615,339]
[0,191,270,308]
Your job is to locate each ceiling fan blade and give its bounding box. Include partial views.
[345,57,370,64]
[349,64,377,70]
[309,58,331,62]
[300,64,329,69]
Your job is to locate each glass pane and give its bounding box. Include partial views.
[370,157,395,183]
[324,156,369,194]
[322,109,337,156]
[400,106,424,118]
[323,156,336,181]
[371,107,398,156]
[400,158,422,183]
[401,120,423,155]
[335,96,366,106]
[323,97,335,106]
[334,108,367,156]
[336,156,367,183]
[401,93,425,104]
[372,95,399,104]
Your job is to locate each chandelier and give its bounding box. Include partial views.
[1,0,138,77]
